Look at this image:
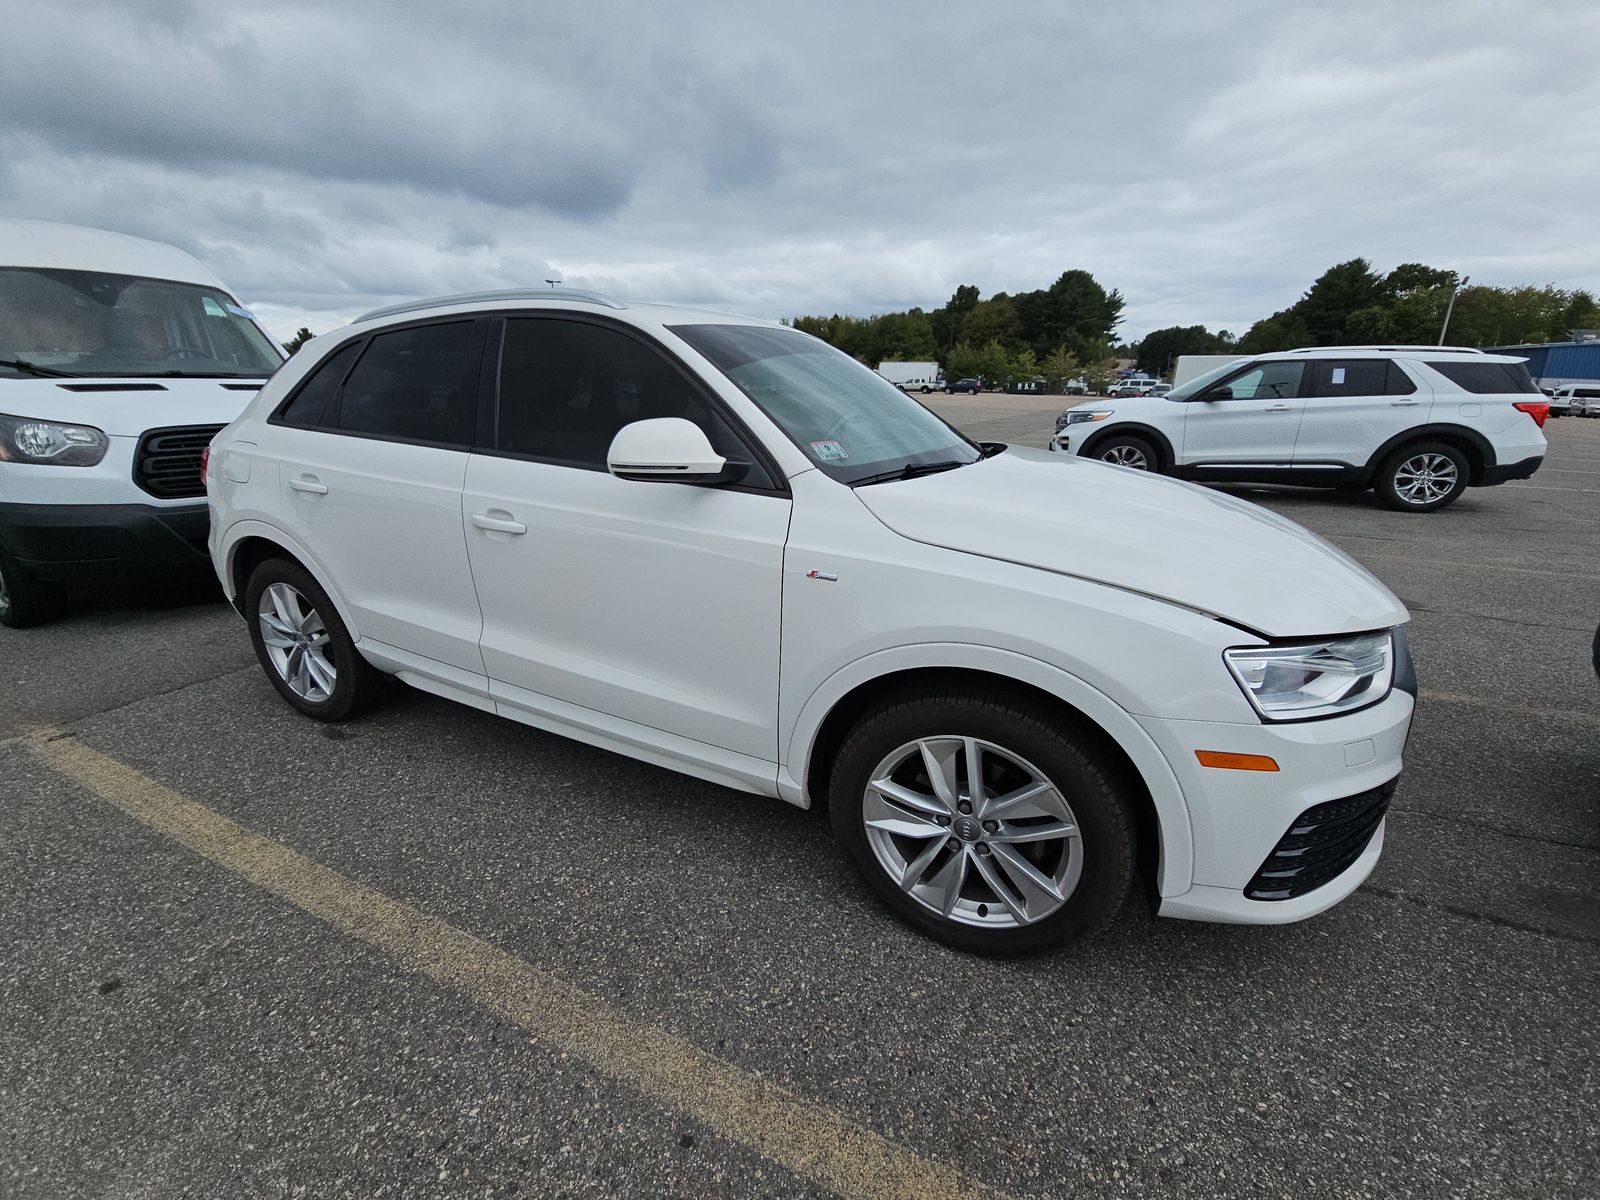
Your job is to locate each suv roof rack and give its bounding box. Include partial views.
[356,288,626,324]
[1284,345,1483,355]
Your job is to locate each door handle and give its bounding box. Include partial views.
[288,476,328,495]
[1390,399,1422,407]
[1264,404,1293,413]
[471,513,527,535]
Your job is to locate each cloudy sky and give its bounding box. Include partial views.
[5,0,1597,344]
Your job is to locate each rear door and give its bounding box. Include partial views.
[264,318,489,678]
[1292,358,1431,467]
[1178,359,1306,466]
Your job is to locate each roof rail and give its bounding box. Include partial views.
[1284,344,1483,355]
[356,287,626,324]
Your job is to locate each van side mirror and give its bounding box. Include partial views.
[607,417,743,484]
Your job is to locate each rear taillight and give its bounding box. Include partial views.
[200,446,211,477]
[1513,400,1548,428]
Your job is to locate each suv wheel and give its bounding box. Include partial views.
[244,557,387,721]
[0,548,65,629]
[1376,442,1469,512]
[829,684,1136,955]
[1092,434,1158,472]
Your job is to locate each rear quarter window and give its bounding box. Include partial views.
[1425,360,1538,394]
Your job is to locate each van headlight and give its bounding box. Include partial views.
[0,412,110,466]
[1223,631,1394,721]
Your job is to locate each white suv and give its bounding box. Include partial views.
[1051,347,1548,512]
[208,290,1416,953]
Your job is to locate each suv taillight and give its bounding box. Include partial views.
[1513,400,1548,428]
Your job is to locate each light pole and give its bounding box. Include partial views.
[1438,275,1469,346]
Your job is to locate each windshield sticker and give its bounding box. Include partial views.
[225,303,256,319]
[202,297,227,317]
[809,439,849,462]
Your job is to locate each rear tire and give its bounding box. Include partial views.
[0,548,65,629]
[1089,433,1159,473]
[829,683,1137,955]
[1375,441,1469,512]
[244,557,387,721]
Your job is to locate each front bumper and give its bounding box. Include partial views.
[1143,687,1414,925]
[0,500,212,586]
[1480,455,1543,485]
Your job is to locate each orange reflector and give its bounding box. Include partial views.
[1195,750,1280,772]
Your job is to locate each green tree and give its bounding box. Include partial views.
[1296,259,1388,345]
[1134,325,1225,377]
[282,326,315,354]
[930,284,981,353]
[960,296,1022,352]
[1041,345,1081,389]
[1014,270,1125,359]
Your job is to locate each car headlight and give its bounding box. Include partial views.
[1223,631,1394,721]
[0,412,110,466]
[1056,409,1113,432]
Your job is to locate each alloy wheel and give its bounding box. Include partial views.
[1101,444,1150,470]
[257,582,337,702]
[1393,453,1459,505]
[861,736,1083,929]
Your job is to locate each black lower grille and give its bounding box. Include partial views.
[1245,780,1395,900]
[133,425,225,499]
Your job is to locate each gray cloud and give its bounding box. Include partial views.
[2,0,1596,344]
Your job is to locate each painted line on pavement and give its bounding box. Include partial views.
[1419,688,1600,731]
[31,732,1005,1200]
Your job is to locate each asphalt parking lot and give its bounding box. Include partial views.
[3,405,1596,1199]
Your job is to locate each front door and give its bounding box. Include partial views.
[462,315,791,762]
[1179,359,1307,466]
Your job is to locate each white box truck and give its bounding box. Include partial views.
[1172,354,1244,387]
[876,361,943,393]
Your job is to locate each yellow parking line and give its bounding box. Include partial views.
[1419,689,1600,730]
[32,733,1005,1200]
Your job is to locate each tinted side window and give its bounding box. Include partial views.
[496,318,773,487]
[1310,359,1388,397]
[277,341,359,427]
[335,321,477,444]
[1426,360,1538,394]
[1224,361,1303,400]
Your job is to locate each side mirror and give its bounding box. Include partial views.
[1200,385,1233,402]
[607,417,741,484]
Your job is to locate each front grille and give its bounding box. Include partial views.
[1245,780,1395,900]
[133,424,225,499]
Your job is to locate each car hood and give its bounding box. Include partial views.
[853,446,1407,638]
[0,376,267,436]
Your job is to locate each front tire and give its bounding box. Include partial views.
[244,557,386,721]
[829,684,1137,955]
[0,548,65,629]
[1089,433,1158,472]
[1376,441,1469,512]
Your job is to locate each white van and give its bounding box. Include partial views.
[1553,384,1600,417]
[0,218,285,626]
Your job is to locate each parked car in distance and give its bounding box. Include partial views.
[1106,377,1159,397]
[209,289,1416,954]
[1150,382,1173,397]
[0,218,285,627]
[1554,384,1600,416]
[945,378,981,394]
[1546,387,1570,417]
[1050,345,1548,512]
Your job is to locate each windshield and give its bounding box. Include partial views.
[0,268,283,379]
[1167,358,1248,400]
[670,323,980,483]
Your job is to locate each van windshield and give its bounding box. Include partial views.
[0,268,283,379]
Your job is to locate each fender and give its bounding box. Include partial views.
[1365,422,1496,480]
[1077,422,1176,471]
[779,642,1195,896]
[218,516,363,639]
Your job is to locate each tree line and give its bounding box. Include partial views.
[790,260,1600,387]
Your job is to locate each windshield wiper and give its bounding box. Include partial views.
[850,459,970,487]
[0,358,78,379]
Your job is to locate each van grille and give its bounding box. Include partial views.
[1245,781,1395,900]
[133,425,225,499]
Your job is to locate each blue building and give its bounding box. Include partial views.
[1482,336,1600,387]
